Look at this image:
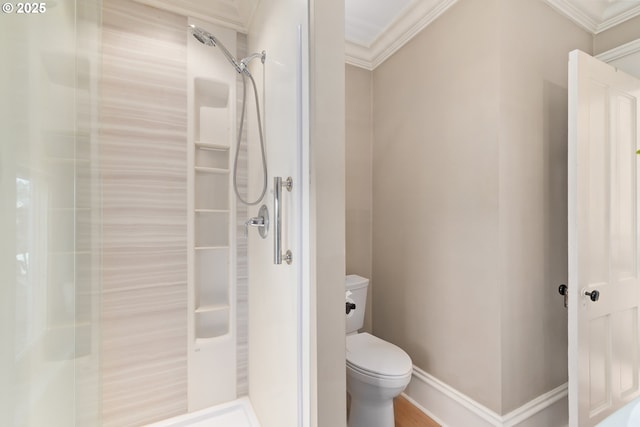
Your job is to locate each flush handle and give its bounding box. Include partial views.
[346,302,356,315]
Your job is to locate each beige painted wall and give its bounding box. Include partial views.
[498,0,592,412]
[345,64,373,333]
[593,15,640,55]
[311,0,347,426]
[364,0,591,415]
[372,0,503,412]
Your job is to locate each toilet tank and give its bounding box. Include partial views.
[346,275,369,334]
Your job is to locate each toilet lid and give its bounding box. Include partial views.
[346,333,412,378]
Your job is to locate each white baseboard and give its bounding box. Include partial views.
[403,366,568,427]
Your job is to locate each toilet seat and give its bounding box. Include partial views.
[346,333,412,379]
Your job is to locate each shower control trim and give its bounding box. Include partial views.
[245,204,269,239]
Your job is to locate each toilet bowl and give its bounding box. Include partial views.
[346,332,412,427]
[345,275,413,427]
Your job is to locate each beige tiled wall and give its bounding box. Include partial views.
[235,32,249,397]
[99,1,188,425]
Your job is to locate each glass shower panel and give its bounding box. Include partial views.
[0,1,102,426]
[245,0,308,425]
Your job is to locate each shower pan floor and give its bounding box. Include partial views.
[146,397,260,427]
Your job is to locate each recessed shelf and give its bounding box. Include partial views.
[199,108,229,144]
[195,209,229,213]
[195,306,229,339]
[195,172,229,210]
[195,211,229,247]
[195,247,229,310]
[194,78,228,108]
[196,146,229,170]
[190,75,233,361]
[195,304,229,314]
[195,166,229,174]
[195,142,229,150]
[195,246,230,250]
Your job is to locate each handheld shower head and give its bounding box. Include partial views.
[187,24,268,206]
[189,25,216,46]
[189,25,243,74]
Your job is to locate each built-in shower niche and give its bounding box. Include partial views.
[195,248,230,339]
[194,77,229,144]
[193,76,232,341]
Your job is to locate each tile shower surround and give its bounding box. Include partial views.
[100,1,248,424]
[100,1,188,424]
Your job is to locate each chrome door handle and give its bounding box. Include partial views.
[274,176,293,265]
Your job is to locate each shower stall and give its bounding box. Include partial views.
[0,0,322,425]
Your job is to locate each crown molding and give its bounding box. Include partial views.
[542,0,598,33]
[597,3,640,33]
[543,0,640,34]
[596,38,640,62]
[345,42,375,70]
[370,0,458,69]
[346,0,640,71]
[345,0,459,70]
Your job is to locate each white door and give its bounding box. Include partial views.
[568,49,640,426]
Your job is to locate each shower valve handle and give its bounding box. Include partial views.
[245,216,264,228]
[245,205,269,239]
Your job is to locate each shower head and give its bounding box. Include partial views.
[189,25,216,46]
[189,25,243,74]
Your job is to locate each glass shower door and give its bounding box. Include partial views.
[0,2,102,425]
[245,1,309,426]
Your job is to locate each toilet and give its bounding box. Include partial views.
[345,275,412,427]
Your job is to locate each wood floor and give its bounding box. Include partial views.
[394,396,440,427]
[347,394,439,426]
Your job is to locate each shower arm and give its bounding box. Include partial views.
[240,51,266,72]
[216,45,265,76]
